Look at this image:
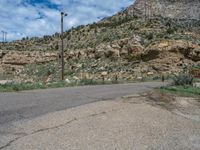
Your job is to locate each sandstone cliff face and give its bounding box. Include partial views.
[133,0,200,20]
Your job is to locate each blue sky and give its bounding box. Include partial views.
[0,0,134,41]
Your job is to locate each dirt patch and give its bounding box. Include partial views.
[122,91,200,122]
[146,91,200,122]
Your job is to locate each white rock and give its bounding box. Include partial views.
[147,72,154,76]
[193,82,200,88]
[99,67,105,71]
[76,64,83,68]
[24,79,34,83]
[137,77,143,79]
[0,80,12,85]
[101,71,108,76]
[73,76,79,80]
[65,79,71,83]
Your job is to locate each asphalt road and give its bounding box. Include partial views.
[0,82,162,125]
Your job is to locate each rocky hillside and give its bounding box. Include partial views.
[0,0,200,83]
[133,0,200,20]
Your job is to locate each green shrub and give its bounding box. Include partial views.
[166,27,177,34]
[126,54,141,62]
[0,82,46,92]
[145,32,154,40]
[64,70,75,76]
[0,73,14,80]
[79,78,97,85]
[152,76,160,81]
[172,74,193,86]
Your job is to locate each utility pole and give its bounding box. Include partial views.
[144,0,147,20]
[4,31,7,42]
[144,0,151,20]
[1,31,4,43]
[1,31,7,43]
[1,31,5,43]
[60,12,67,81]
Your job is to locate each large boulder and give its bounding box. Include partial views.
[126,44,144,55]
[188,48,200,61]
[95,49,105,59]
[0,50,7,59]
[96,44,120,58]
[110,36,144,57]
[105,49,120,58]
[0,50,3,59]
[117,38,129,48]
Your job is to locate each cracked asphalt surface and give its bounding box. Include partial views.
[1,82,199,150]
[0,82,162,125]
[0,94,200,150]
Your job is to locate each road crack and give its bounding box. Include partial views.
[0,137,21,150]
[0,118,76,150]
[0,131,27,136]
[0,106,123,149]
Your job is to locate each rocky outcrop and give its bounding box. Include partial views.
[94,36,144,59]
[143,40,200,61]
[1,38,200,77]
[138,40,200,75]
[0,51,58,74]
[2,51,58,65]
[133,0,200,20]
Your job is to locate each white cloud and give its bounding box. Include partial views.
[49,0,61,5]
[0,0,134,41]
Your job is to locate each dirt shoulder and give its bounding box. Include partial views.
[146,90,200,122]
